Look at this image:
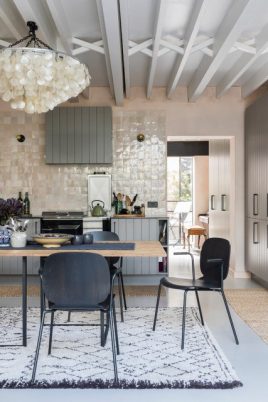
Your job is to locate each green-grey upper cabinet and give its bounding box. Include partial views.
[45,107,112,164]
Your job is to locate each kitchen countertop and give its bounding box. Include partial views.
[111,215,169,219]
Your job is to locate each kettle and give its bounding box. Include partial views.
[91,200,106,217]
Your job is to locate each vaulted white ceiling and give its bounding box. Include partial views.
[1,0,268,105]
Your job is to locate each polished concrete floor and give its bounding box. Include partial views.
[0,248,268,401]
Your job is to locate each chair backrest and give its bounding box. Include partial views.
[200,238,230,282]
[89,231,120,265]
[42,252,110,308]
[90,231,119,242]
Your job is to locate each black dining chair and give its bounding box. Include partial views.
[31,252,119,383]
[153,237,239,349]
[85,231,127,322]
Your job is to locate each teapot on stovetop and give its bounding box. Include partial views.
[91,200,106,217]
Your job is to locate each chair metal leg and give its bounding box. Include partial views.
[109,306,119,383]
[181,290,188,350]
[113,299,120,355]
[31,311,46,383]
[67,311,71,322]
[48,311,55,355]
[100,311,105,347]
[153,283,162,331]
[117,274,124,322]
[119,272,127,310]
[221,290,239,345]
[103,311,110,346]
[195,290,204,325]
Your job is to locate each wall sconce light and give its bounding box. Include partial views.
[16,134,25,142]
[137,133,145,142]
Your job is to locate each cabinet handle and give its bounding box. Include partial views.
[253,222,259,244]
[221,194,227,211]
[210,195,215,210]
[35,221,38,233]
[253,193,258,216]
[113,222,116,233]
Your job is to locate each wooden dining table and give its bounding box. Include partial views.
[0,241,166,347]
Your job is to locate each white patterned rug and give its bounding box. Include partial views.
[0,307,241,389]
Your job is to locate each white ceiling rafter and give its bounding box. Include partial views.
[217,25,268,98]
[147,0,166,99]
[242,56,268,97]
[0,39,10,47]
[128,39,153,57]
[72,38,104,56]
[188,0,255,102]
[119,0,130,98]
[46,0,72,55]
[13,0,58,49]
[167,0,208,98]
[96,0,124,106]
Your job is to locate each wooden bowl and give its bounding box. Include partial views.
[32,234,73,248]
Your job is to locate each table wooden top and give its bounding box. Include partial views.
[0,241,167,258]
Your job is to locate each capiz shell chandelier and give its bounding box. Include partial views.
[0,21,90,114]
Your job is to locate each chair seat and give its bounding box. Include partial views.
[160,276,221,290]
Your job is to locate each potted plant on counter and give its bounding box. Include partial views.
[0,198,23,246]
[8,217,28,248]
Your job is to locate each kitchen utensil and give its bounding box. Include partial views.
[83,233,93,244]
[71,235,83,245]
[91,200,106,217]
[32,234,73,247]
[130,194,138,206]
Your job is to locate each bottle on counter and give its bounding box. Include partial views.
[141,203,145,216]
[23,192,30,215]
[18,191,23,203]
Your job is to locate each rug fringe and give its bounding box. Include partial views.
[0,378,243,389]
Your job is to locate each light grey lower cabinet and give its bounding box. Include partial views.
[0,218,40,275]
[246,218,268,282]
[111,218,168,276]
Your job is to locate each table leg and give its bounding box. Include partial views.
[187,235,190,252]
[22,256,27,347]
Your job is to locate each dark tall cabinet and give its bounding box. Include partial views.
[245,93,268,282]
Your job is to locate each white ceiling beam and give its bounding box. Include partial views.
[160,39,184,55]
[129,39,153,57]
[96,0,124,105]
[217,25,268,97]
[13,0,57,49]
[188,0,255,101]
[0,0,26,39]
[167,0,208,98]
[232,41,256,54]
[119,0,130,98]
[72,38,104,55]
[0,39,10,47]
[46,0,72,55]
[242,58,268,97]
[147,0,166,98]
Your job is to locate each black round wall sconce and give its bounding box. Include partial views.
[16,134,25,143]
[137,133,145,142]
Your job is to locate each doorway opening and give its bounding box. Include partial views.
[167,157,193,244]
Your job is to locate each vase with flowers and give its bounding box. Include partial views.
[8,217,29,248]
[0,198,23,246]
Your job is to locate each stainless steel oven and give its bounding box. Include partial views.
[41,212,84,235]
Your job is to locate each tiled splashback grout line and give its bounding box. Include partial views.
[0,110,167,216]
